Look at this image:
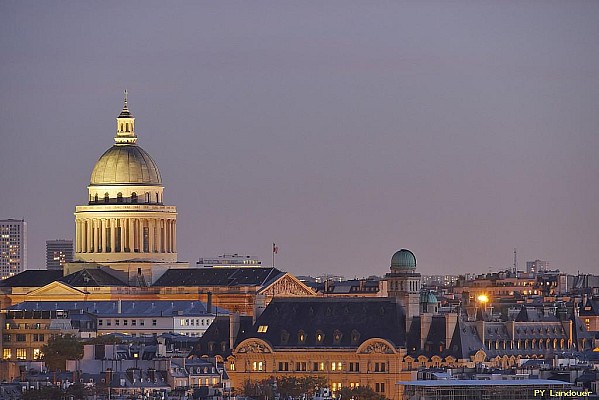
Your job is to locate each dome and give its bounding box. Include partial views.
[420,291,438,304]
[90,144,162,186]
[391,249,416,270]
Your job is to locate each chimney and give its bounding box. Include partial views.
[229,312,240,349]
[253,294,267,323]
[420,313,433,350]
[207,292,213,314]
[445,313,458,351]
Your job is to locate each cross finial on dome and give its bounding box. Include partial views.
[124,89,128,107]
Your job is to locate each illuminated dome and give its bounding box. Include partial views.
[391,249,416,271]
[89,91,162,186]
[75,91,177,264]
[90,145,161,186]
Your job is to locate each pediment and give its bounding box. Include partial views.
[27,281,87,297]
[357,338,397,354]
[234,339,272,354]
[259,273,316,297]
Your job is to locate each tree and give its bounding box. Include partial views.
[41,334,84,371]
[338,385,387,400]
[277,376,328,398]
[86,334,122,345]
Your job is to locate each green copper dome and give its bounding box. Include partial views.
[420,291,438,304]
[391,249,416,270]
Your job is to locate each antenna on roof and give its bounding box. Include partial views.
[513,248,517,274]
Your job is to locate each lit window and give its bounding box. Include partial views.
[252,361,264,371]
[2,349,11,360]
[16,349,26,360]
[33,349,42,360]
[257,325,268,333]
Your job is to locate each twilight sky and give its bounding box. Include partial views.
[1,1,598,277]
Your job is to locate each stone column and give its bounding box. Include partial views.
[166,220,171,253]
[86,219,92,253]
[149,219,155,253]
[110,219,116,253]
[75,220,80,253]
[94,218,100,253]
[172,220,177,253]
[98,219,103,252]
[157,219,162,253]
[101,219,107,253]
[120,218,126,252]
[128,219,135,253]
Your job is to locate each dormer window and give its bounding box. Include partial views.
[351,329,361,345]
[298,330,306,344]
[333,330,343,345]
[316,330,324,345]
[257,325,268,333]
[280,330,289,344]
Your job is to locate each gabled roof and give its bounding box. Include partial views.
[152,267,284,287]
[60,268,128,286]
[448,319,484,359]
[236,297,406,349]
[579,298,599,317]
[0,270,63,287]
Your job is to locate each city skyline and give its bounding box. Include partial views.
[1,2,598,276]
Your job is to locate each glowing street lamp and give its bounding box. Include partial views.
[477,294,489,304]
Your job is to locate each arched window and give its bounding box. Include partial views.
[315,330,324,345]
[94,194,99,203]
[145,192,150,203]
[126,123,129,132]
[104,193,109,203]
[117,193,123,203]
[297,330,306,345]
[156,193,159,203]
[131,192,137,203]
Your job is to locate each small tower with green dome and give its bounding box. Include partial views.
[385,249,421,329]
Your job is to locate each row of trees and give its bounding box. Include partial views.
[240,376,387,400]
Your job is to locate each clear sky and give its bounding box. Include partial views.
[1,1,598,277]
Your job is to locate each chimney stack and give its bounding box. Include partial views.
[230,312,240,350]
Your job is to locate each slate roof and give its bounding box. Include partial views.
[449,319,484,359]
[514,306,558,322]
[237,297,406,349]
[60,268,128,286]
[153,267,284,287]
[4,300,228,317]
[0,270,63,287]
[189,315,254,358]
[579,298,599,317]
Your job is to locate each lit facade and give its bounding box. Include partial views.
[0,219,27,280]
[46,240,73,271]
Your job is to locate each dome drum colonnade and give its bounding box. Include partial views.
[74,92,177,263]
[75,212,176,255]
